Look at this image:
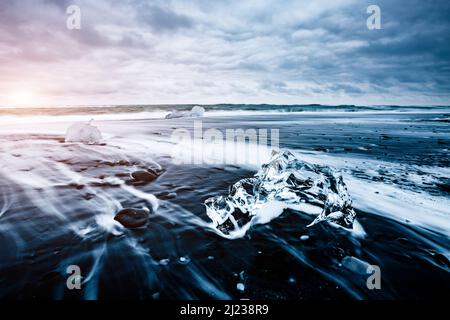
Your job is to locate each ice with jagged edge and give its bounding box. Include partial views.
[205,150,356,238]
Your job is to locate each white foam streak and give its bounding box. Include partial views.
[348,178,450,237]
[120,183,159,211]
[290,150,450,237]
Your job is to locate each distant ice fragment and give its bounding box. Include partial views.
[341,256,371,275]
[165,106,205,119]
[205,150,356,238]
[179,256,190,264]
[152,292,161,300]
[236,283,245,292]
[159,259,170,266]
[65,119,102,145]
[189,105,205,117]
[165,110,186,119]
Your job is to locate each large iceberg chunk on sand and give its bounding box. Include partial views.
[65,119,103,145]
[205,150,356,238]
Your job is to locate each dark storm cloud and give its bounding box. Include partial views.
[0,0,449,105]
[135,3,194,31]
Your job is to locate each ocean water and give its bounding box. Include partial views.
[0,105,449,299]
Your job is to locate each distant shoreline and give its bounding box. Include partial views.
[0,104,449,117]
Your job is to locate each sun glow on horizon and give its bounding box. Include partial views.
[7,89,38,107]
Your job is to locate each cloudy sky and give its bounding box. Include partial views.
[0,0,449,106]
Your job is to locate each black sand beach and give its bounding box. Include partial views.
[0,107,449,299]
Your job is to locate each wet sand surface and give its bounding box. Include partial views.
[0,110,449,299]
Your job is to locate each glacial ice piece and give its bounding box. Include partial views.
[341,256,371,275]
[65,120,103,145]
[165,106,205,119]
[189,106,205,117]
[165,110,186,119]
[204,150,356,237]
